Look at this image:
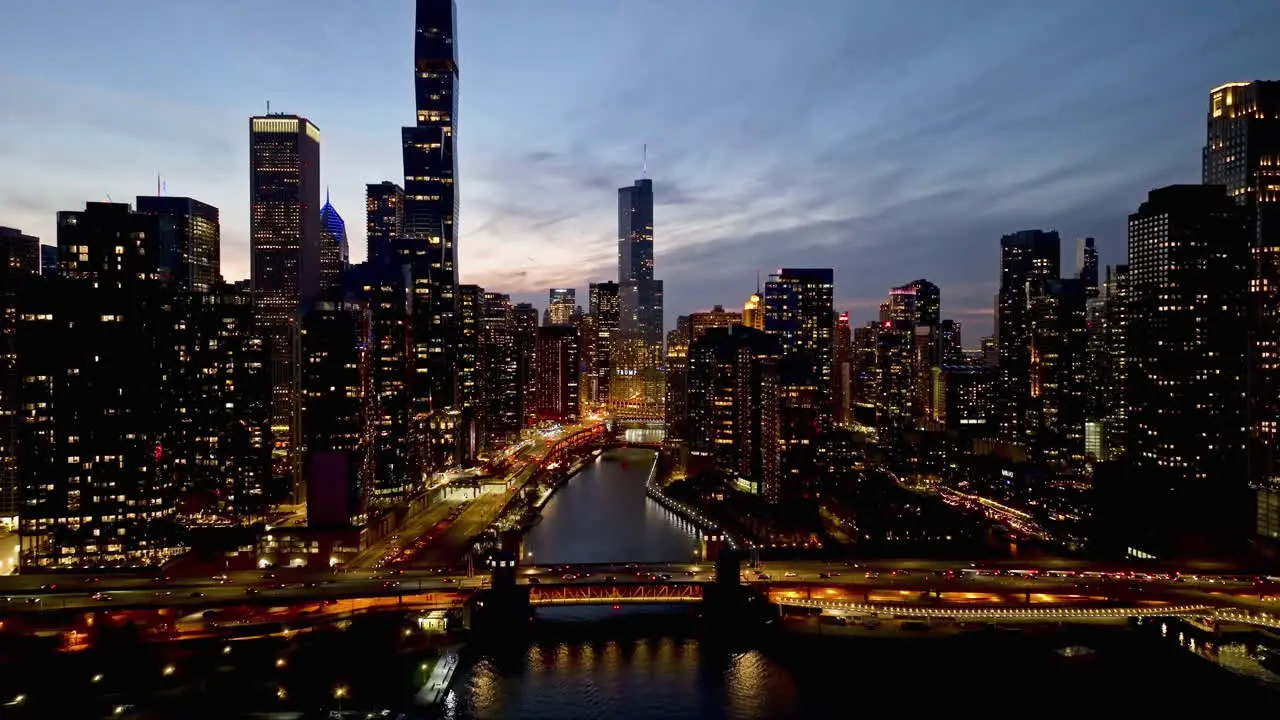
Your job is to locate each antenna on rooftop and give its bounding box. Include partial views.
[105,193,114,203]
[642,143,648,178]
[266,100,271,115]
[157,173,162,197]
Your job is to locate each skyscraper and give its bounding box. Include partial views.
[1125,185,1249,552]
[764,268,835,424]
[547,287,576,325]
[480,293,520,447]
[534,325,579,422]
[1076,237,1099,298]
[402,0,460,413]
[135,196,221,293]
[1202,81,1280,542]
[512,303,539,426]
[0,227,39,527]
[588,281,620,404]
[457,284,484,414]
[614,177,664,416]
[249,114,321,486]
[319,191,349,299]
[996,229,1061,442]
[17,203,187,567]
[365,181,404,271]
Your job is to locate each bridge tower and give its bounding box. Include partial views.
[701,533,730,563]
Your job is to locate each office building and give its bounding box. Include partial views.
[39,244,56,277]
[742,289,765,331]
[16,203,186,567]
[300,300,371,529]
[1202,82,1280,542]
[135,196,220,292]
[664,326,690,443]
[689,305,742,341]
[402,0,461,413]
[996,230,1061,442]
[1076,237,1099,298]
[833,312,852,426]
[366,181,404,271]
[1125,185,1249,552]
[0,227,39,527]
[319,191,350,298]
[534,325,579,422]
[364,267,413,506]
[249,113,321,487]
[1026,277,1089,461]
[547,287,576,326]
[931,365,997,433]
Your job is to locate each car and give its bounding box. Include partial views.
[91,593,112,601]
[244,588,260,595]
[865,572,880,579]
[441,577,456,584]
[382,581,400,589]
[604,576,617,583]
[684,571,696,577]
[302,582,319,589]
[261,572,277,580]
[528,577,541,585]
[818,572,830,579]
[783,572,797,578]
[189,591,206,598]
[38,583,57,590]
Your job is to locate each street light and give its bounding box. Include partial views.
[161,665,175,677]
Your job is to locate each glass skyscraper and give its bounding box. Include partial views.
[402,0,460,413]
[613,178,664,416]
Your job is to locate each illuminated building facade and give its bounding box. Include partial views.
[135,196,220,293]
[512,303,539,426]
[534,325,579,422]
[318,191,349,298]
[833,312,852,426]
[1202,81,1280,542]
[457,284,484,417]
[249,114,321,488]
[664,324,689,443]
[614,178,665,415]
[402,0,460,413]
[16,203,186,567]
[365,181,404,270]
[588,281,620,404]
[0,227,39,527]
[764,268,834,428]
[185,284,272,516]
[1126,185,1249,551]
[1026,277,1089,462]
[547,288,576,326]
[996,230,1060,443]
[300,300,371,529]
[688,305,742,341]
[742,290,764,331]
[687,325,781,502]
[480,292,520,447]
[931,365,996,433]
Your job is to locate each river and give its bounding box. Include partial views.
[440,448,1280,719]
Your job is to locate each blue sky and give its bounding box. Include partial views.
[2,0,1278,338]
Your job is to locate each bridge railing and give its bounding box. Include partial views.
[644,460,742,550]
[779,597,1214,620]
[530,583,703,606]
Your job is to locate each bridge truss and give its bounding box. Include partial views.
[529,583,703,606]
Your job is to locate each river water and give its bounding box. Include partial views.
[440,449,1280,719]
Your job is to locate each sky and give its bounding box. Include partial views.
[2,0,1279,339]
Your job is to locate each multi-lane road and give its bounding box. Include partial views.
[0,557,1276,616]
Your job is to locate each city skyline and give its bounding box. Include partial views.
[2,1,1280,334]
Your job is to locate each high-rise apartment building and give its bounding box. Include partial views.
[547,287,576,326]
[249,114,321,487]
[364,267,413,506]
[402,0,461,413]
[1126,185,1250,552]
[300,300,371,529]
[1026,277,1089,462]
[16,203,187,567]
[833,312,852,426]
[480,293,520,447]
[534,325,579,422]
[1202,81,1280,542]
[185,284,272,515]
[457,284,484,414]
[764,268,834,427]
[996,230,1061,442]
[664,326,690,443]
[687,325,781,502]
[588,281,620,404]
[1101,265,1130,458]
[319,192,349,299]
[0,227,39,527]
[365,181,405,271]
[512,303,540,426]
[135,196,220,293]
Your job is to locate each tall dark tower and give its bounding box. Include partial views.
[249,114,321,490]
[402,0,460,415]
[1202,81,1280,543]
[996,230,1061,443]
[1076,237,1099,299]
[614,177,664,416]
